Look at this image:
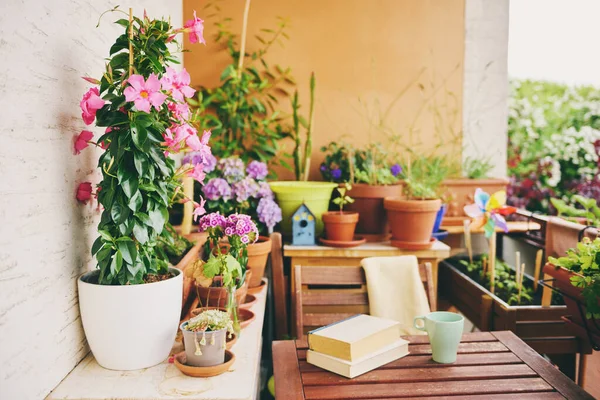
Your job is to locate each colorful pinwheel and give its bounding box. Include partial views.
[464,189,517,237]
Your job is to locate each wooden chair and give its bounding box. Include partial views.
[294,262,436,338]
[270,233,289,339]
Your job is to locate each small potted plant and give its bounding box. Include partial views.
[545,237,600,342]
[320,142,403,241]
[180,309,234,367]
[551,195,600,227]
[186,212,258,332]
[321,183,360,245]
[384,156,447,249]
[201,156,282,287]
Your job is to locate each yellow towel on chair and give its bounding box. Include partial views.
[361,255,430,335]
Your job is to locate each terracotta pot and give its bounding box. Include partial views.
[322,211,359,242]
[384,198,441,248]
[247,236,272,288]
[177,240,203,314]
[196,272,250,308]
[543,264,600,340]
[441,178,509,225]
[344,184,403,237]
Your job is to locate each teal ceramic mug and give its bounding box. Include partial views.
[413,312,464,364]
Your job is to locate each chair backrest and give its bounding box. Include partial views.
[294,263,436,338]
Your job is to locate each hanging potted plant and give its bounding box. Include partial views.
[320,142,403,241]
[321,183,363,247]
[201,156,281,287]
[384,156,447,249]
[75,8,213,370]
[545,237,600,344]
[180,309,234,367]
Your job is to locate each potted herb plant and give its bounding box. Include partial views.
[384,156,446,249]
[551,195,600,227]
[186,212,258,333]
[321,183,359,245]
[201,156,281,287]
[320,142,403,240]
[75,9,213,370]
[545,237,600,341]
[180,309,234,367]
[270,74,337,237]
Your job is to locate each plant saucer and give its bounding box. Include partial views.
[240,294,257,309]
[390,237,436,250]
[247,278,267,295]
[174,350,235,377]
[431,229,449,241]
[319,236,367,248]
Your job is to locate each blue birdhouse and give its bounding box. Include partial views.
[291,203,316,246]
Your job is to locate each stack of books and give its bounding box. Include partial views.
[306,314,409,378]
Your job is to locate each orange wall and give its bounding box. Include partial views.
[184,0,465,180]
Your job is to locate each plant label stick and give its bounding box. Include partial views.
[463,219,473,263]
[541,272,553,307]
[515,251,521,281]
[489,234,496,294]
[518,263,525,303]
[533,249,543,292]
[181,176,194,235]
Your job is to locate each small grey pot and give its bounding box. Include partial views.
[180,322,227,367]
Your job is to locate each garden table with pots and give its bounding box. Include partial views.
[285,240,451,291]
[47,280,269,400]
[272,331,595,399]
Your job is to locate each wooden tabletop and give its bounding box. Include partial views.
[284,240,451,259]
[272,331,594,399]
[441,221,541,235]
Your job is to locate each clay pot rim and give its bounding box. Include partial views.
[247,235,272,255]
[384,197,441,212]
[322,211,359,223]
[343,183,404,199]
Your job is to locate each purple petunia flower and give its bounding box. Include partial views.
[202,178,232,201]
[246,160,269,180]
[231,177,260,203]
[257,197,282,230]
[390,163,402,177]
[320,163,327,172]
[331,168,342,180]
[218,156,245,183]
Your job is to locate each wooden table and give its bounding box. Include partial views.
[285,240,450,292]
[47,280,268,400]
[273,331,594,399]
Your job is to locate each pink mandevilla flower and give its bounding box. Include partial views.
[74,130,94,154]
[192,197,207,222]
[184,11,205,44]
[123,74,167,113]
[80,88,105,125]
[161,67,196,102]
[188,163,206,184]
[167,101,190,121]
[76,182,93,203]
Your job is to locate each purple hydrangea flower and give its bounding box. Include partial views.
[218,156,245,183]
[331,168,342,180]
[246,160,269,180]
[203,153,217,173]
[202,178,232,201]
[390,163,402,177]
[182,151,217,173]
[257,181,273,199]
[257,197,282,230]
[231,177,260,203]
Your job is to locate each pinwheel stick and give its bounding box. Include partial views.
[517,262,525,304]
[533,249,543,292]
[463,219,473,264]
[488,233,497,294]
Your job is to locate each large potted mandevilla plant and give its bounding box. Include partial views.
[75,8,212,370]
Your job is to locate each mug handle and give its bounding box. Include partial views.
[413,316,426,331]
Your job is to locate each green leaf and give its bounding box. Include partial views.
[98,229,113,242]
[148,208,167,233]
[134,152,149,176]
[116,238,137,265]
[133,221,149,244]
[203,255,221,278]
[110,202,129,224]
[122,177,139,199]
[91,237,104,255]
[132,124,148,150]
[128,190,143,212]
[110,251,123,275]
[96,247,112,262]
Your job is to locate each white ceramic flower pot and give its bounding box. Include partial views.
[78,268,183,370]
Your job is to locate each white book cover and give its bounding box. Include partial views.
[306,338,409,378]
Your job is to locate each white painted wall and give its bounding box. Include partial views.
[462,0,509,178]
[0,2,182,399]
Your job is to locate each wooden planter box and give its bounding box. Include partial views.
[440,258,584,378]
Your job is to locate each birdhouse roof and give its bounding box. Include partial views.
[292,203,315,218]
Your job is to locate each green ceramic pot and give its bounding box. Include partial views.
[269,181,338,237]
